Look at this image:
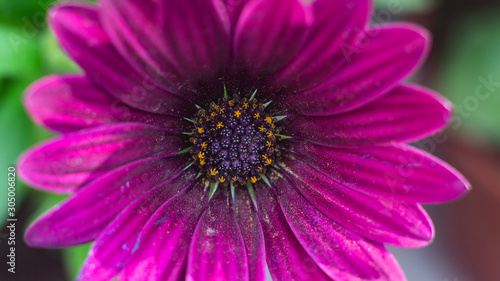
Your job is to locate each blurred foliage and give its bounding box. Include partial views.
[0,25,40,77]
[374,0,435,13]
[0,0,57,27]
[0,0,83,278]
[440,9,500,144]
[64,243,92,279]
[40,29,81,73]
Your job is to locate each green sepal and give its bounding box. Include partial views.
[276,134,292,140]
[246,182,258,210]
[209,182,219,200]
[176,147,192,155]
[259,174,272,188]
[249,89,258,101]
[263,100,272,108]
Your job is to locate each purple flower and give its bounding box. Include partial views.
[19,0,470,280]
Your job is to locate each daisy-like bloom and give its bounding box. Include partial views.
[19,0,470,280]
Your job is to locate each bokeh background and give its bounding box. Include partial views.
[1,0,499,280]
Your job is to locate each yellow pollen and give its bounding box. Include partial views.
[218,176,226,183]
[258,126,265,132]
[262,155,268,160]
[266,131,273,138]
[253,113,260,119]
[228,100,235,107]
[242,102,249,109]
[198,152,205,159]
[201,142,208,148]
[234,110,241,118]
[219,108,225,114]
[250,176,258,183]
[210,112,216,117]
[257,165,263,172]
[210,168,219,176]
[265,158,272,165]
[200,159,206,165]
[197,127,205,134]
[217,122,224,129]
[265,117,272,124]
[266,141,272,147]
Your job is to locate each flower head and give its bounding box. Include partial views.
[19,0,469,280]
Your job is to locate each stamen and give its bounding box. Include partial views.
[250,176,258,183]
[186,91,287,186]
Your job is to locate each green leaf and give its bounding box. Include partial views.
[64,243,92,280]
[439,9,500,144]
[39,29,81,74]
[0,0,55,27]
[0,24,41,78]
[0,80,37,222]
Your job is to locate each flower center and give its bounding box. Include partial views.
[187,94,281,186]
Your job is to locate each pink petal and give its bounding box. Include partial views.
[187,190,248,281]
[120,185,209,281]
[273,173,406,280]
[25,75,185,133]
[49,3,192,115]
[18,123,183,193]
[234,188,266,281]
[77,171,197,281]
[158,0,231,82]
[255,184,333,281]
[287,85,452,147]
[99,0,188,96]
[222,0,250,30]
[269,0,371,93]
[279,156,434,248]
[234,0,312,76]
[286,24,430,116]
[24,157,185,248]
[290,142,470,203]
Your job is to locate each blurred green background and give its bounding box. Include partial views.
[1,0,500,280]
